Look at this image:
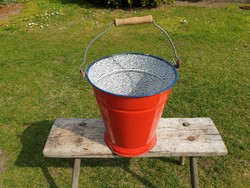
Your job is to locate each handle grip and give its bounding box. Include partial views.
[115,15,153,26]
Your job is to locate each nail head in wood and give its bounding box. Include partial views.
[79,122,86,127]
[183,122,190,127]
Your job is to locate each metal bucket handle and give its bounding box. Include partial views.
[79,15,181,77]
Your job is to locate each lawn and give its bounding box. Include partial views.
[0,0,249,187]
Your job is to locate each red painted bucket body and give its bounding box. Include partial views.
[93,86,172,157]
[85,53,178,157]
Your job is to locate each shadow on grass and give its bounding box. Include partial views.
[15,120,70,187]
[15,120,180,187]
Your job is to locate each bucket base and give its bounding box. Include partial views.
[104,132,156,157]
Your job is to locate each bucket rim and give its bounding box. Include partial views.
[85,52,178,98]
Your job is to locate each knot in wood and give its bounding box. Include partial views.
[188,136,196,141]
[75,138,83,143]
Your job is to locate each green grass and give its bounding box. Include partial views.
[0,0,250,187]
[0,0,29,4]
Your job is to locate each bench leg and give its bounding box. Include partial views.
[190,157,199,188]
[180,157,185,165]
[72,159,81,188]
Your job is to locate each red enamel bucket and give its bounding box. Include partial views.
[79,15,180,157]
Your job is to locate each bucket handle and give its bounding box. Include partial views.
[79,15,181,77]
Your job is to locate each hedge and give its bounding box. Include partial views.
[93,0,175,7]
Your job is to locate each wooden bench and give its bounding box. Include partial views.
[43,118,227,188]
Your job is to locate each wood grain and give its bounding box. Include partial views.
[43,118,228,158]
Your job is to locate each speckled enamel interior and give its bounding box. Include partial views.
[86,54,177,96]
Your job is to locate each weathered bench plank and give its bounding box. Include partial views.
[43,118,228,158]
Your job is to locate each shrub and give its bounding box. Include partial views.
[92,0,174,7]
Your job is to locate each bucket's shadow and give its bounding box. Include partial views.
[15,120,71,188]
[15,120,180,187]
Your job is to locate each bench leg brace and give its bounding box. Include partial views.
[190,157,199,188]
[72,159,81,188]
